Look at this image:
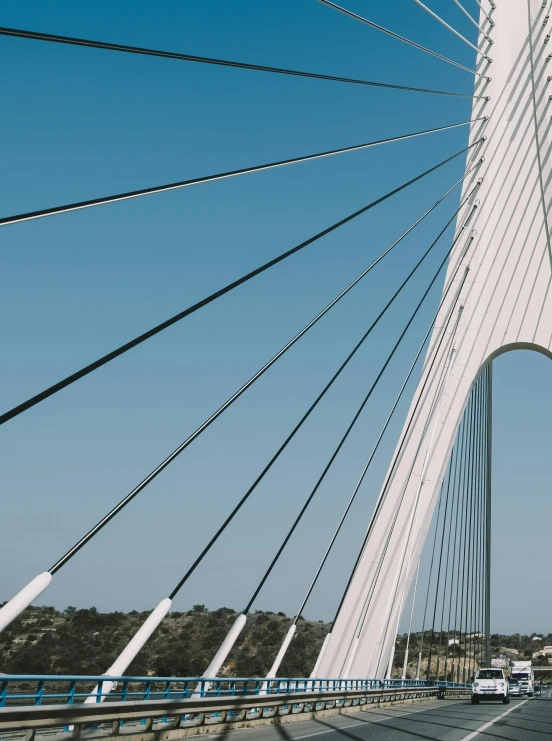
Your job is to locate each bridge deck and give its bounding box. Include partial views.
[224,695,551,741]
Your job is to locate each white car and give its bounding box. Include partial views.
[508,678,522,697]
[471,668,510,704]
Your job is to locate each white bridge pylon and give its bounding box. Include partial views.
[317,0,552,680]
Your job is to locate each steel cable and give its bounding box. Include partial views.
[331,258,472,633]
[0,120,483,231]
[475,376,486,671]
[166,179,479,600]
[418,472,447,678]
[241,211,469,615]
[478,368,487,666]
[484,363,493,663]
[426,447,456,679]
[436,432,462,679]
[447,398,469,679]
[0,138,484,430]
[293,256,475,628]
[330,206,482,629]
[371,331,461,677]
[0,25,485,99]
[343,307,464,677]
[324,292,463,676]
[458,388,473,682]
[48,164,482,576]
[472,377,485,675]
[412,0,493,60]
[335,212,481,663]
[402,558,421,679]
[317,0,490,78]
[460,385,478,682]
[453,391,474,681]
[478,369,490,667]
[467,377,483,677]
[441,418,465,680]
[474,0,495,25]
[475,375,486,671]
[451,0,494,32]
[464,380,479,680]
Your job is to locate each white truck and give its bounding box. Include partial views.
[471,668,510,704]
[510,661,534,697]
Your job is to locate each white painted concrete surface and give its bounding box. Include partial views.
[318,0,552,679]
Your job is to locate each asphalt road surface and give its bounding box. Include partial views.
[218,694,552,741]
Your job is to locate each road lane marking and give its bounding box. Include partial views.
[458,699,529,740]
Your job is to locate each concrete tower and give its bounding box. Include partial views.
[318,0,552,679]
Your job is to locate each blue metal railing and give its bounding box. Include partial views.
[0,675,469,708]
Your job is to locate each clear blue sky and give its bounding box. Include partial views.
[1,0,550,635]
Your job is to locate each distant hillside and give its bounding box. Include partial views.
[1,603,550,678]
[0,604,329,677]
[390,630,552,679]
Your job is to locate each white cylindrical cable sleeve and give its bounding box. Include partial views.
[0,572,52,633]
[85,598,172,704]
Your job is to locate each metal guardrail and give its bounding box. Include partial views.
[0,675,467,707]
[0,683,471,739]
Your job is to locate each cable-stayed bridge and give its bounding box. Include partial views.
[1,1,551,738]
